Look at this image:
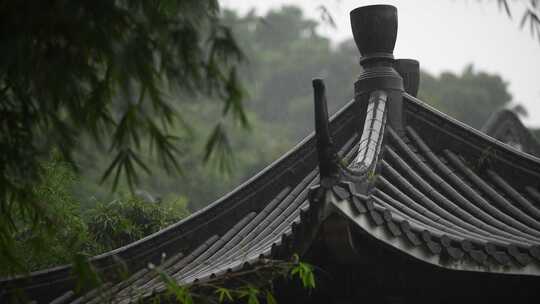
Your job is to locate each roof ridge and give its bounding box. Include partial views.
[403,93,540,184]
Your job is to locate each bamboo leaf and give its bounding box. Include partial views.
[265,291,278,304]
[215,287,233,303]
[497,0,512,18]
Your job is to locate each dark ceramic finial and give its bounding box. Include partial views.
[350,5,398,62]
[313,78,338,181]
[394,59,420,97]
[351,5,404,132]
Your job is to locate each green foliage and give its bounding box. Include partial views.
[215,287,234,303]
[71,101,292,212]
[204,123,234,175]
[155,266,194,304]
[238,285,260,304]
[2,157,91,274]
[290,255,316,290]
[72,252,102,293]
[143,255,316,304]
[265,290,278,304]
[85,194,189,250]
[1,156,190,275]
[0,0,246,266]
[367,170,378,182]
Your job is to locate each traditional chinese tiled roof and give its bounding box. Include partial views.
[481,108,540,157]
[2,4,540,303]
[330,93,540,276]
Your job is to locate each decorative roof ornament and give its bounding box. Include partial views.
[312,78,339,186]
[350,5,397,63]
[394,58,420,97]
[350,5,405,132]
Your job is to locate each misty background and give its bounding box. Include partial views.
[223,0,540,128]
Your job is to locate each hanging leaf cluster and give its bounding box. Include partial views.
[497,0,540,42]
[0,0,246,270]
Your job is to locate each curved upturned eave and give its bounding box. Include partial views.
[331,195,540,276]
[324,92,540,277]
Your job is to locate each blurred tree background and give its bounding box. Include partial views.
[1,3,534,275]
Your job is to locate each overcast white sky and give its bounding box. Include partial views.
[221,0,540,127]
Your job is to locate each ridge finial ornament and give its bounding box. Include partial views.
[351,5,405,132]
[312,78,339,184]
[350,5,398,64]
[394,59,420,97]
